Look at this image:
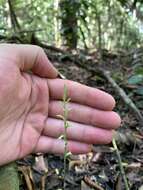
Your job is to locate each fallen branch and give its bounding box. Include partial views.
[100,69,143,122]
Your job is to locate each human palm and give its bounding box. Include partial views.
[0,44,121,166]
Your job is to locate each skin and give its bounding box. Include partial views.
[0,44,121,166]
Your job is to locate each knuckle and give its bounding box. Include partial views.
[34,45,44,55]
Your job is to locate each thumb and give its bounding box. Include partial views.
[0,44,58,78]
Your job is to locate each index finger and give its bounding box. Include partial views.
[48,79,115,110]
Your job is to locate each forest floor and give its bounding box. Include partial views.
[16,46,143,190]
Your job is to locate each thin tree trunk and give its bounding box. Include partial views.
[7,0,20,32]
[54,0,61,47]
[59,0,80,49]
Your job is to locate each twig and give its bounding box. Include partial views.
[84,176,104,190]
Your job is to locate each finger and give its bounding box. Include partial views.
[0,44,58,78]
[34,136,91,154]
[49,101,121,129]
[43,118,113,144]
[48,79,115,110]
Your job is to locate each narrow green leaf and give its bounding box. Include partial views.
[56,114,64,120]
[58,135,64,139]
[65,152,72,158]
[66,98,71,103]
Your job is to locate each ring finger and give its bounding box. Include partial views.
[42,118,113,144]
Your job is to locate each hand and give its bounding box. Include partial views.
[0,44,121,166]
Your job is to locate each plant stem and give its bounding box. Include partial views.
[112,138,130,190]
[63,108,68,190]
[62,85,70,190]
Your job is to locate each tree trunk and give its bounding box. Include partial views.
[59,0,80,49]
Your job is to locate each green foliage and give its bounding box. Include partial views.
[134,66,143,75]
[127,65,143,98]
[0,0,143,50]
[135,87,143,95]
[0,162,19,190]
[128,75,143,85]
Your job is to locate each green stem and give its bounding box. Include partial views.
[63,85,69,190]
[63,113,68,190]
[112,138,130,190]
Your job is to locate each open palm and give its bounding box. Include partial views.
[0,44,121,166]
